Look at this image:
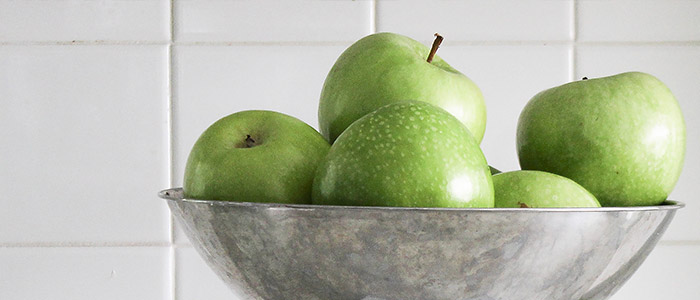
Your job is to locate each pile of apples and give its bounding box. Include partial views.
[183,32,686,208]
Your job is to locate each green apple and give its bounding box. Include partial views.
[517,72,685,206]
[489,166,502,175]
[184,110,330,204]
[318,32,486,144]
[493,171,600,208]
[312,101,494,208]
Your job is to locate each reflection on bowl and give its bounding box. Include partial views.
[160,188,682,300]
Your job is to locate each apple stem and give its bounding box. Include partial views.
[427,33,443,63]
[245,135,256,148]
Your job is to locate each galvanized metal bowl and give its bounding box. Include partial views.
[160,188,683,300]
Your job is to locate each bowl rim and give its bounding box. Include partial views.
[159,188,684,213]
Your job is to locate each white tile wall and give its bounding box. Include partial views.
[0,0,170,42]
[610,244,700,299]
[377,0,573,43]
[0,247,171,300]
[0,45,170,244]
[175,0,372,42]
[1,1,698,299]
[577,0,700,42]
[176,247,235,299]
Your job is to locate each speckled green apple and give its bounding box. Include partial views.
[493,171,600,208]
[517,72,685,206]
[312,101,494,208]
[318,32,486,144]
[184,110,330,204]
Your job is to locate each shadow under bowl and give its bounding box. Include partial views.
[160,188,682,300]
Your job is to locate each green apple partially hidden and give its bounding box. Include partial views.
[493,171,600,208]
[318,32,485,144]
[517,72,686,206]
[312,101,494,208]
[184,110,330,204]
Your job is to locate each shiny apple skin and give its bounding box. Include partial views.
[184,110,330,204]
[318,32,485,144]
[517,72,685,206]
[313,101,494,208]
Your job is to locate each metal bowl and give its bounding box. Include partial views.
[160,188,683,300]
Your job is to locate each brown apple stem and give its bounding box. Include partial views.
[245,135,256,148]
[427,33,443,63]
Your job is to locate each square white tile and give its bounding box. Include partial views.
[172,44,346,243]
[0,45,170,244]
[176,247,239,300]
[0,247,171,300]
[175,0,372,42]
[577,45,700,241]
[0,0,170,42]
[609,244,700,300]
[577,0,700,42]
[377,0,573,43]
[436,44,571,173]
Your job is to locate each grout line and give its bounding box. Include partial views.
[0,40,350,46]
[165,43,176,299]
[169,1,177,300]
[570,0,578,82]
[658,240,700,246]
[0,40,170,46]
[168,0,176,248]
[571,40,700,46]
[0,242,173,248]
[370,0,377,34]
[170,244,177,300]
[568,46,576,82]
[170,40,358,47]
[1,40,700,47]
[571,0,578,43]
[447,40,572,46]
[170,0,177,43]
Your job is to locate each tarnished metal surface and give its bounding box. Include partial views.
[160,188,682,300]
